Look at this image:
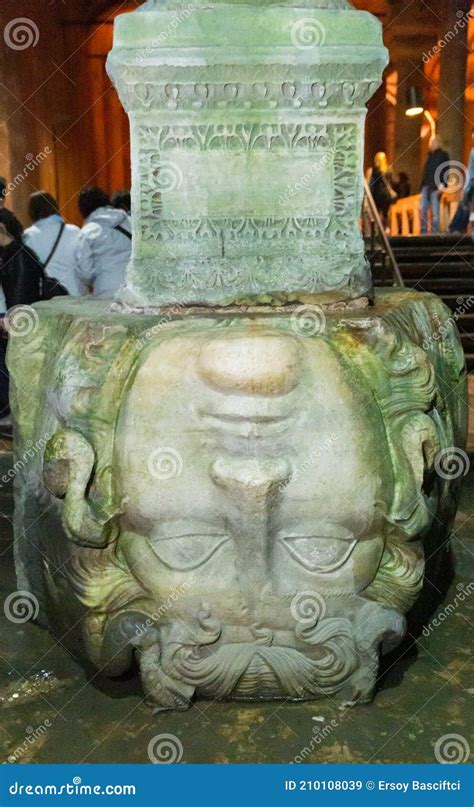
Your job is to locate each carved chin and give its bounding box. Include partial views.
[138,640,359,709]
[135,602,406,711]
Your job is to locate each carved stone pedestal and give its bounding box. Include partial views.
[106,0,388,307]
[8,290,467,709]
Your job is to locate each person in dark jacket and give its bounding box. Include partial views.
[0,210,44,427]
[449,129,474,235]
[0,208,43,309]
[369,152,397,230]
[420,136,450,234]
[393,171,411,199]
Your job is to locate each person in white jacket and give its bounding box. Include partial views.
[23,192,85,296]
[75,187,132,299]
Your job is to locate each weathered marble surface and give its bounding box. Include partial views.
[8,290,467,709]
[106,0,388,307]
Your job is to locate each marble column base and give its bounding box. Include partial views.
[7,289,467,709]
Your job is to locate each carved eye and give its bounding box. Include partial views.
[280,528,357,573]
[149,531,230,572]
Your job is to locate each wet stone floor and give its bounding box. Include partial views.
[0,455,473,765]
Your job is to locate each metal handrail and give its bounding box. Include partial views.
[363,178,405,288]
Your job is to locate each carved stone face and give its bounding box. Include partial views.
[9,294,466,709]
[113,325,395,702]
[32,306,459,708]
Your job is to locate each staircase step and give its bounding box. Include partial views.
[457,313,474,331]
[390,235,473,249]
[368,235,474,372]
[460,331,474,350]
[396,255,474,268]
[391,263,474,279]
[404,278,474,293]
[440,294,474,312]
[390,236,474,273]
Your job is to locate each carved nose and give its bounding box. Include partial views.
[197,335,301,395]
[211,457,291,598]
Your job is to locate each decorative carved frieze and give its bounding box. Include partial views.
[117,75,383,112]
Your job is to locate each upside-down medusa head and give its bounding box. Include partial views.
[9,295,466,707]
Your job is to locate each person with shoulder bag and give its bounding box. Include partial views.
[24,191,84,296]
[74,186,132,299]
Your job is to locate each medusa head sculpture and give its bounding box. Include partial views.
[8,292,467,710]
